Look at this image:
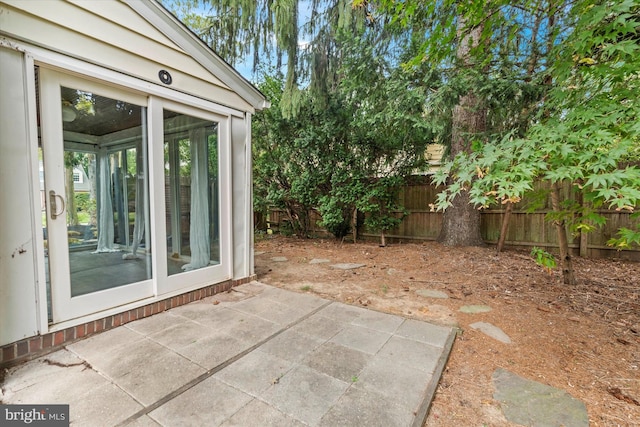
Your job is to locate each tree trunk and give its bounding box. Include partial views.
[438,19,485,247]
[87,160,97,226]
[65,159,78,226]
[439,189,484,246]
[380,230,386,247]
[496,202,513,252]
[550,183,576,285]
[352,208,358,243]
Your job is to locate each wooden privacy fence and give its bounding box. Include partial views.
[263,176,639,261]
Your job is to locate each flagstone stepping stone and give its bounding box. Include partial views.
[254,251,266,256]
[469,321,511,344]
[330,263,366,270]
[493,368,589,427]
[459,304,492,313]
[416,289,449,299]
[271,256,288,262]
[309,258,330,264]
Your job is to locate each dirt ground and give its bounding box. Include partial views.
[254,235,640,426]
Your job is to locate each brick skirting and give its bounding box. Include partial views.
[0,275,257,368]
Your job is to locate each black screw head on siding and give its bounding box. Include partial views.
[159,70,172,85]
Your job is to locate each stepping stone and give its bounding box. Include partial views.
[309,258,330,264]
[271,257,288,262]
[469,321,511,344]
[254,251,266,256]
[493,368,589,427]
[459,305,492,313]
[416,289,449,299]
[330,263,365,270]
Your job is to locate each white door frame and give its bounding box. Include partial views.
[35,53,236,328]
[148,97,233,296]
[39,68,154,323]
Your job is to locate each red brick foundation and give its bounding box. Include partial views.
[0,276,256,368]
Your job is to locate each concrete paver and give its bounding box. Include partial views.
[318,387,414,427]
[304,342,371,382]
[470,321,512,344]
[220,399,306,427]
[148,377,253,427]
[330,263,366,270]
[416,289,449,299]
[459,304,492,313]
[493,368,589,426]
[1,282,455,427]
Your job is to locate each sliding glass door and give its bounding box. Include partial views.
[164,112,220,275]
[39,69,153,322]
[38,68,232,324]
[153,101,231,295]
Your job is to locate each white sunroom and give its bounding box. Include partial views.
[0,0,267,351]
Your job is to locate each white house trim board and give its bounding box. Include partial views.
[25,44,247,118]
[0,47,40,344]
[25,53,50,336]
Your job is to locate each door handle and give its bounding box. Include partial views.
[49,190,66,220]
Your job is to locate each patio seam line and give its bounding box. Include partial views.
[411,327,459,427]
[114,298,334,427]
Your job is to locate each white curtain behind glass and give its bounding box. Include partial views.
[93,150,117,253]
[182,128,210,270]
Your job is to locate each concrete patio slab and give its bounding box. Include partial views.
[220,399,306,427]
[304,342,371,382]
[1,282,456,427]
[318,386,415,427]
[260,364,351,426]
[148,376,253,427]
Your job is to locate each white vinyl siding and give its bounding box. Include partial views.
[0,0,254,112]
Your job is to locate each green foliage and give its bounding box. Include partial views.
[251,30,433,239]
[531,246,557,273]
[608,213,640,249]
[75,192,92,212]
[169,0,639,249]
[431,0,640,248]
[163,0,370,116]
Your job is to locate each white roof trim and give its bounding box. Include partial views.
[123,0,269,111]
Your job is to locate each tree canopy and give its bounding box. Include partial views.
[164,0,640,275]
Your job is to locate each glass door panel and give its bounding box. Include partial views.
[163,110,220,275]
[39,68,153,323]
[61,89,152,297]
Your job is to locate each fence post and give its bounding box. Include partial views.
[579,191,589,258]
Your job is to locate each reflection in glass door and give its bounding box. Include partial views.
[60,88,152,297]
[163,110,220,275]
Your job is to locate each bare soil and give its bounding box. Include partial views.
[254,235,640,426]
